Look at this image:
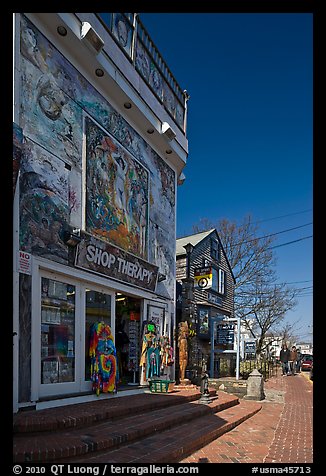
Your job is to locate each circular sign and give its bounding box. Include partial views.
[198,277,208,288]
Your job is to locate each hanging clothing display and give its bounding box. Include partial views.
[89,322,118,395]
[139,321,174,383]
[159,335,174,370]
[146,346,161,379]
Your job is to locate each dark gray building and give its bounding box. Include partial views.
[176,229,236,379]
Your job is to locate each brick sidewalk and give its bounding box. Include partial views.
[181,371,313,464]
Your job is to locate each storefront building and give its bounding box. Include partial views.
[13,13,189,411]
[176,229,236,380]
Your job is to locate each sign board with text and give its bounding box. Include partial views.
[216,322,235,345]
[17,250,32,275]
[194,266,212,290]
[75,234,158,291]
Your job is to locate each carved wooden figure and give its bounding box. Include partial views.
[178,321,189,382]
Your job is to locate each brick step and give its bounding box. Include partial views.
[13,391,237,463]
[65,399,262,463]
[13,387,216,434]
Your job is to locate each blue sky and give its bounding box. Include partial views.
[140,13,313,343]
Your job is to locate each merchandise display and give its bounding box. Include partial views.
[89,322,118,395]
[140,322,174,383]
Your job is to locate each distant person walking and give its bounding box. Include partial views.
[280,343,290,376]
[288,346,298,375]
[296,348,303,373]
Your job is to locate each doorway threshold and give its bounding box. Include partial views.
[36,387,148,411]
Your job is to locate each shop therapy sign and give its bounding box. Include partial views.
[75,234,158,291]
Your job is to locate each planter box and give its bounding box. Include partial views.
[149,380,175,393]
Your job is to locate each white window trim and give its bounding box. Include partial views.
[218,269,226,294]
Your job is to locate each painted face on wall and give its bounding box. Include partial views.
[21,26,37,51]
[37,77,67,120]
[117,19,128,47]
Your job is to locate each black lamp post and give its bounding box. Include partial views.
[181,242,194,382]
[198,357,212,404]
[183,242,194,279]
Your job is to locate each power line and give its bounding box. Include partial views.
[226,223,312,249]
[252,209,313,225]
[231,222,313,247]
[286,280,312,284]
[269,235,313,249]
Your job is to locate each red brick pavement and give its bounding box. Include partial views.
[181,371,313,464]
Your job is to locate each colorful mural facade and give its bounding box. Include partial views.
[135,39,184,129]
[85,117,149,259]
[19,14,176,297]
[19,139,69,264]
[13,122,23,197]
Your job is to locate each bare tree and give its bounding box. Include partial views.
[193,215,298,356]
[274,320,302,347]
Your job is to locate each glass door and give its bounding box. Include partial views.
[81,285,115,392]
[39,274,81,397]
[38,273,115,398]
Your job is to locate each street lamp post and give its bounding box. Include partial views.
[183,242,194,280]
[179,242,194,384]
[198,357,211,404]
[236,315,241,380]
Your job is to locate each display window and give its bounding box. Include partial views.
[197,306,210,339]
[41,277,76,384]
[35,270,115,399]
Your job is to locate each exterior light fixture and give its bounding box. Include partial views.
[124,102,132,109]
[80,22,104,54]
[147,128,155,134]
[63,228,81,247]
[95,68,104,77]
[57,26,67,37]
[177,172,186,186]
[158,273,167,282]
[183,242,194,255]
[161,121,176,141]
[165,149,172,155]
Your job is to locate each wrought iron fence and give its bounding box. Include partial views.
[240,358,278,381]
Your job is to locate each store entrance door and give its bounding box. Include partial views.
[37,271,115,399]
[209,314,224,378]
[115,293,142,386]
[82,284,115,392]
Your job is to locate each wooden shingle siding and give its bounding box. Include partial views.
[176,230,235,318]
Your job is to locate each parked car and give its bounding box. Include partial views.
[301,354,313,371]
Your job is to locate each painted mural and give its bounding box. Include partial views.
[13,122,23,197]
[135,38,183,129]
[112,13,133,57]
[19,139,69,264]
[85,117,149,259]
[19,15,176,297]
[20,57,82,169]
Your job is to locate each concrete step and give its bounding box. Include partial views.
[65,399,262,463]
